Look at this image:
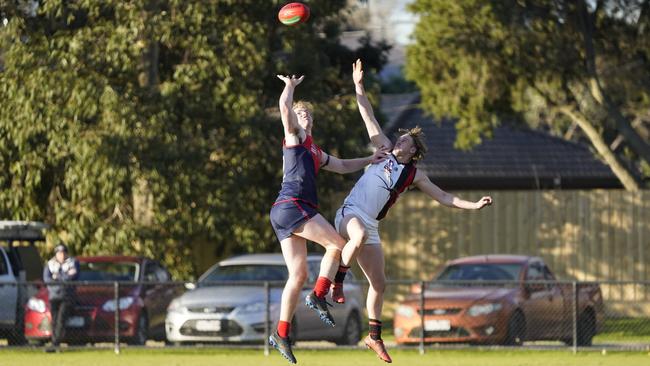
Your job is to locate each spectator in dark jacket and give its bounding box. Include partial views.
[43,243,79,345]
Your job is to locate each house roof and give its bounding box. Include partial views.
[384,95,621,190]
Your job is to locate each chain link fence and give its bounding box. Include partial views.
[1,280,649,353]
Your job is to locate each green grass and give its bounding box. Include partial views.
[595,318,650,343]
[1,348,649,366]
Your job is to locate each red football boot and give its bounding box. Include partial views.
[364,335,392,363]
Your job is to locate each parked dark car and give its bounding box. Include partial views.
[24,256,182,345]
[394,255,604,346]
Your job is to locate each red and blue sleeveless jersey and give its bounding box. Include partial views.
[274,135,322,207]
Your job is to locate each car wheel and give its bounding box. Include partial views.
[504,311,525,346]
[335,311,361,346]
[577,310,596,347]
[7,332,27,346]
[7,309,27,346]
[128,313,148,346]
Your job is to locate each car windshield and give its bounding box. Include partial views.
[199,264,288,285]
[78,262,139,282]
[436,263,522,282]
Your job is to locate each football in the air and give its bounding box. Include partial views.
[278,2,310,26]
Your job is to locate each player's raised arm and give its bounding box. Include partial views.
[413,170,493,209]
[353,59,393,150]
[277,75,306,141]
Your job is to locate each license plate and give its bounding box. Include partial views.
[195,320,222,332]
[65,316,85,328]
[424,319,451,331]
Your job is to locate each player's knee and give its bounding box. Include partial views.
[328,236,346,250]
[289,268,308,285]
[353,234,367,249]
[324,247,342,260]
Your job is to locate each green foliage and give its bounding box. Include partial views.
[406,0,650,174]
[0,1,389,277]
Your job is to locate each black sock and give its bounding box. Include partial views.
[334,265,349,284]
[369,318,382,340]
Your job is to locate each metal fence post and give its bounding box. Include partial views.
[419,280,425,355]
[572,281,577,354]
[264,281,270,356]
[114,281,120,355]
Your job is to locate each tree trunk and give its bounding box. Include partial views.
[138,3,160,92]
[559,106,640,192]
[577,0,650,165]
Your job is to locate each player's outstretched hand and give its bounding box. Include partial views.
[352,59,364,85]
[277,74,304,87]
[475,196,493,209]
[370,146,390,164]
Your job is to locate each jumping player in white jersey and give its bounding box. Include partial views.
[332,60,493,363]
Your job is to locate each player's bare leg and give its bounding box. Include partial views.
[357,244,392,363]
[333,214,367,303]
[270,235,308,364]
[293,214,343,326]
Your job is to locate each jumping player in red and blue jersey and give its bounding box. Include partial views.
[331,60,494,363]
[268,74,388,364]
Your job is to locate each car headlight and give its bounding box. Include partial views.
[102,296,135,312]
[167,298,186,314]
[237,302,267,314]
[396,305,416,318]
[27,298,46,313]
[468,303,502,317]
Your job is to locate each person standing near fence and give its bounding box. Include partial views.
[331,60,493,363]
[43,243,79,346]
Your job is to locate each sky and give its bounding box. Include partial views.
[365,0,417,46]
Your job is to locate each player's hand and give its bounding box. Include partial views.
[370,146,389,164]
[475,196,493,209]
[277,74,304,88]
[352,59,364,85]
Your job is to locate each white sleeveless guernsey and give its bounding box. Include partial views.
[341,154,417,221]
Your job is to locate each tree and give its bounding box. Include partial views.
[406,0,649,191]
[0,1,389,277]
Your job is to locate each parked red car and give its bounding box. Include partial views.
[24,256,181,345]
[394,255,604,346]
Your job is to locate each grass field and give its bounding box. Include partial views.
[594,318,650,343]
[1,348,650,366]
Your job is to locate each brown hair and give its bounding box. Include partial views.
[398,126,427,162]
[292,100,313,112]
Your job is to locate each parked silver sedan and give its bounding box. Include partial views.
[165,253,363,345]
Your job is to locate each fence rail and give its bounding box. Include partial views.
[0,279,649,353]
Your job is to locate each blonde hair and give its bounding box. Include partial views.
[398,126,427,162]
[293,100,313,112]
